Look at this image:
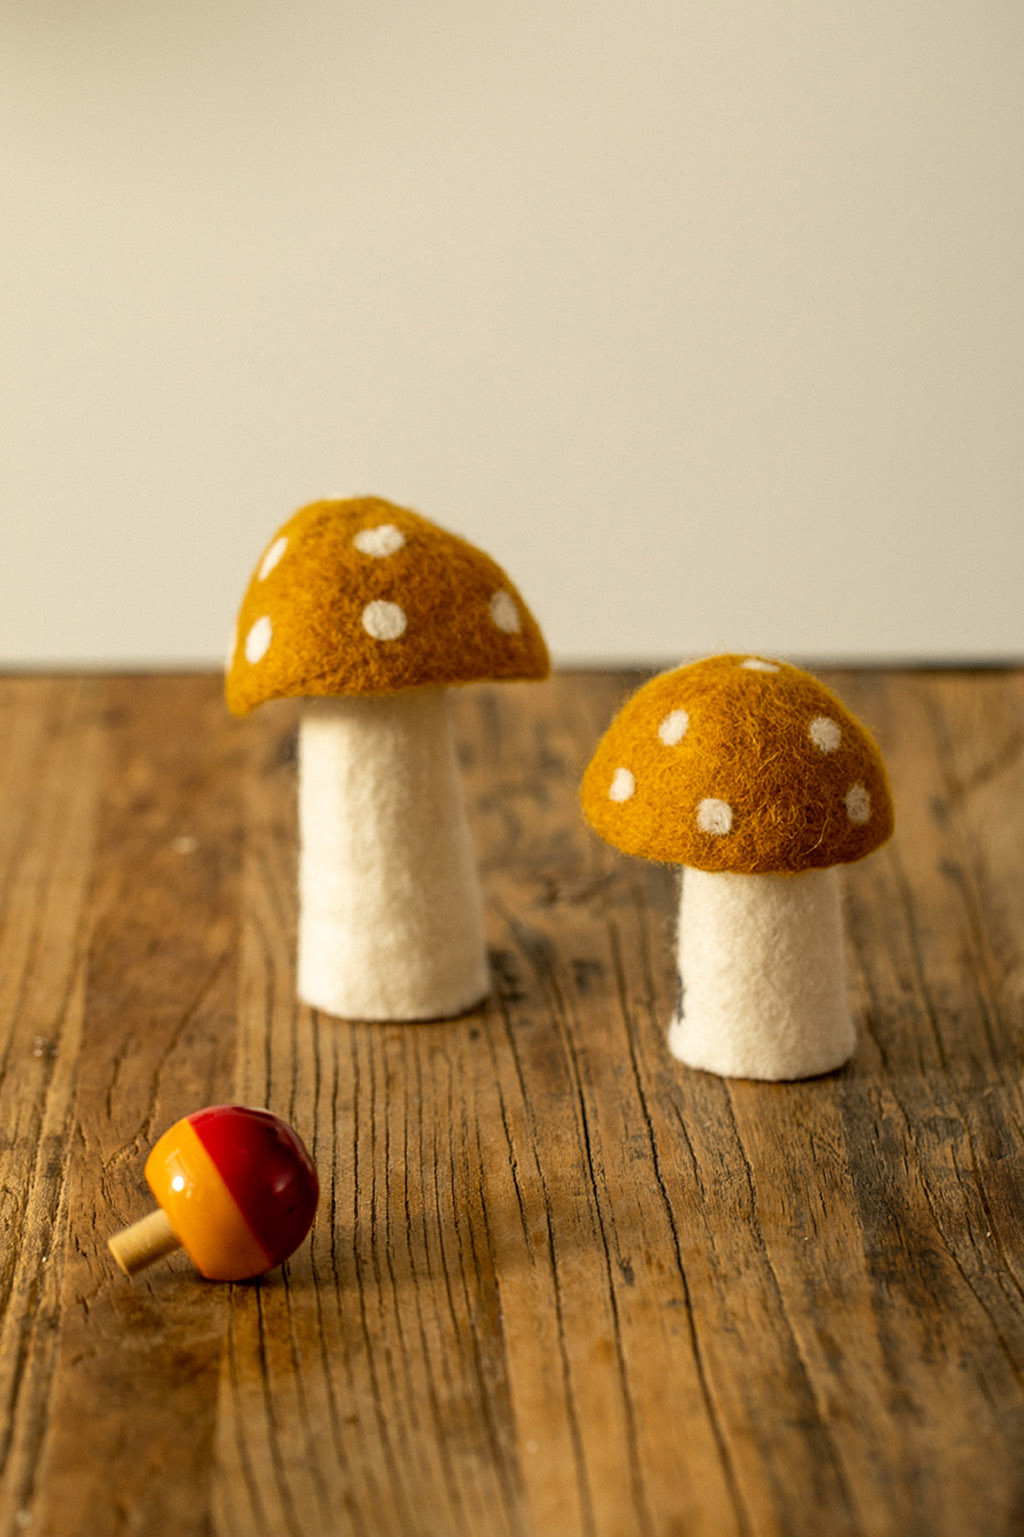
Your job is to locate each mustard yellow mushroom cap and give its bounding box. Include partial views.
[226,496,550,716]
[581,654,894,875]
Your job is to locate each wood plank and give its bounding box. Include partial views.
[0,679,107,1529]
[27,676,246,1537]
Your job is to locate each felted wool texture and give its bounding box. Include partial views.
[581,654,894,874]
[297,688,490,1022]
[670,866,855,1081]
[226,496,550,716]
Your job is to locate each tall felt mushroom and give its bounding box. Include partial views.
[581,655,894,1080]
[226,496,549,1021]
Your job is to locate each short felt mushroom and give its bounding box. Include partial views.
[226,496,550,1021]
[108,1104,319,1281]
[581,655,894,1080]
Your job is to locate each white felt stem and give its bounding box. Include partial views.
[669,866,855,1081]
[297,689,490,1021]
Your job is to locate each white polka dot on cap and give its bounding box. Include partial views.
[609,767,635,802]
[658,709,689,746]
[845,784,871,825]
[353,524,405,558]
[490,590,521,634]
[809,716,841,753]
[362,600,407,641]
[257,536,288,581]
[245,615,273,665]
[697,797,733,835]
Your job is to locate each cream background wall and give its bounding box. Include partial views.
[3,1,1022,666]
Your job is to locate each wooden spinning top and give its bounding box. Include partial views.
[109,1105,319,1281]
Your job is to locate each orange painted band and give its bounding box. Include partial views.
[145,1120,271,1281]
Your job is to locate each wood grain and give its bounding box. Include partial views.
[2,666,1024,1537]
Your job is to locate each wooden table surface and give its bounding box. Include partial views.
[2,666,1024,1537]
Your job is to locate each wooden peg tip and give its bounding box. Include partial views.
[108,1207,180,1277]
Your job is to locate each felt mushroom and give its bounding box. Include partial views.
[108,1105,319,1281]
[581,655,894,1080]
[226,496,549,1021]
